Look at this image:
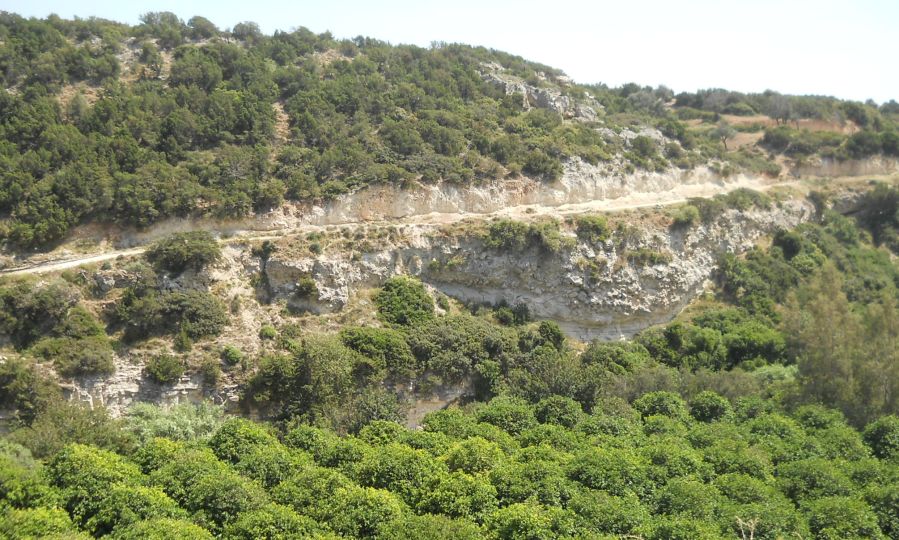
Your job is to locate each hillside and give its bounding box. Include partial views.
[1,12,898,252]
[1,11,899,540]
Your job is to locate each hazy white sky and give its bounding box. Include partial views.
[4,0,897,103]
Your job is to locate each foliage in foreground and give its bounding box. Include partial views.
[0,396,897,539]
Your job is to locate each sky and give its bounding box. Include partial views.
[4,0,897,103]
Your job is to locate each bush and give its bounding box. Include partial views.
[633,391,688,420]
[182,470,269,532]
[31,335,115,378]
[145,232,221,274]
[671,205,700,228]
[484,219,567,253]
[631,135,657,159]
[111,517,214,539]
[354,443,445,502]
[689,391,731,422]
[340,326,416,379]
[45,444,142,526]
[475,397,537,436]
[294,277,318,298]
[534,395,583,428]
[223,503,323,539]
[845,131,882,159]
[626,248,672,266]
[415,470,498,521]
[654,477,720,519]
[220,345,243,366]
[484,220,530,251]
[487,502,573,540]
[574,214,611,242]
[258,325,277,340]
[776,458,852,503]
[208,418,278,464]
[803,496,884,539]
[567,447,650,495]
[378,513,483,540]
[446,437,506,475]
[117,290,228,342]
[145,355,184,384]
[375,277,435,326]
[123,403,224,444]
[85,483,185,537]
[0,507,86,539]
[863,415,899,460]
[324,485,406,538]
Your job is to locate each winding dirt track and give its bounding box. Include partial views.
[0,175,832,278]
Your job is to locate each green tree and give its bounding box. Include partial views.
[374,277,435,326]
[145,231,221,274]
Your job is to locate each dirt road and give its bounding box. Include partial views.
[0,173,875,278]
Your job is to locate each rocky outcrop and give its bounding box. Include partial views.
[263,199,815,340]
[791,156,899,178]
[62,367,230,415]
[63,195,816,417]
[479,62,601,121]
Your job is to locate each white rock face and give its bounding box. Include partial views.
[63,196,814,417]
[479,62,601,121]
[264,199,815,340]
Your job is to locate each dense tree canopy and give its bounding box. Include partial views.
[0,13,895,249]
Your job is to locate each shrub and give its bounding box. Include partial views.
[258,325,277,340]
[9,402,135,460]
[866,483,899,539]
[145,232,221,274]
[484,219,531,251]
[0,507,85,539]
[631,135,657,159]
[294,277,318,298]
[534,395,583,428]
[354,443,445,503]
[415,470,498,521]
[633,391,688,420]
[85,483,185,537]
[145,355,185,384]
[220,345,243,366]
[379,513,483,540]
[31,335,115,378]
[626,248,672,266]
[845,131,882,159]
[375,277,435,326]
[111,517,214,539]
[483,218,568,254]
[863,415,899,459]
[182,470,269,532]
[654,477,721,519]
[475,397,537,436]
[671,205,700,228]
[446,437,506,475]
[123,403,224,444]
[567,447,650,495]
[223,503,323,539]
[776,458,852,503]
[45,444,143,526]
[568,490,648,535]
[209,418,279,464]
[117,290,228,342]
[689,391,731,422]
[199,358,221,384]
[324,485,406,538]
[340,326,416,379]
[803,496,884,539]
[581,341,650,374]
[574,214,611,242]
